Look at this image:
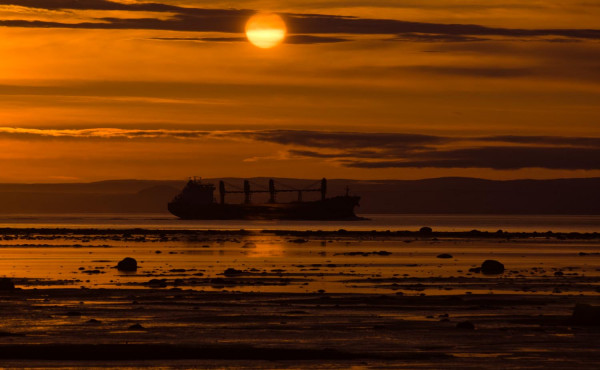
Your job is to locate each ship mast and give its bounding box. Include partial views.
[218,178,328,204]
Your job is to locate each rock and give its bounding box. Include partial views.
[554,271,564,276]
[0,278,15,290]
[572,303,600,325]
[468,267,481,273]
[481,260,504,275]
[419,226,433,235]
[117,257,138,272]
[289,238,308,244]
[82,270,102,274]
[456,321,475,330]
[86,319,101,324]
[128,323,145,330]
[437,254,453,259]
[223,268,243,276]
[147,279,167,288]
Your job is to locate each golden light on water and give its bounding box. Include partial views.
[245,13,287,49]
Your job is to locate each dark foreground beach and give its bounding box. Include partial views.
[0,228,599,368]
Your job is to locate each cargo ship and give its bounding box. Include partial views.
[168,178,361,220]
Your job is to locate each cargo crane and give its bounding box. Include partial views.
[219,178,327,204]
[168,177,360,220]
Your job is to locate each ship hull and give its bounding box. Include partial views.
[168,196,361,220]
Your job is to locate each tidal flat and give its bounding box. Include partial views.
[0,228,599,368]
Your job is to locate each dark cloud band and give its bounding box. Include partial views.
[1,127,599,170]
[0,0,599,40]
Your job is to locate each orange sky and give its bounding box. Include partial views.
[0,0,599,182]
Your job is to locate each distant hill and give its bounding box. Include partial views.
[0,177,598,214]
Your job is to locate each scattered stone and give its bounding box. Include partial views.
[117,257,138,272]
[572,304,600,325]
[456,321,475,330]
[289,238,309,244]
[437,254,453,259]
[147,279,168,288]
[0,278,15,290]
[0,331,22,337]
[82,270,102,274]
[336,251,392,257]
[419,227,433,235]
[481,260,505,275]
[468,267,481,273]
[223,268,244,276]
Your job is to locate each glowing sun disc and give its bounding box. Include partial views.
[245,13,287,49]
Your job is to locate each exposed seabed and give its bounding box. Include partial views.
[0,228,599,368]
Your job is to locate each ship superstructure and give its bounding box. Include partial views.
[168,178,361,220]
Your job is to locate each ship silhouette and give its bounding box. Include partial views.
[168,178,361,220]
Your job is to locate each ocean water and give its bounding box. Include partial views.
[0,213,597,233]
[1,213,599,293]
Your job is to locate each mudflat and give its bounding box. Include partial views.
[0,228,599,368]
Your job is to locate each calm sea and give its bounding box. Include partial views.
[0,213,597,233]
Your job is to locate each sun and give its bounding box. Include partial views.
[245,13,287,49]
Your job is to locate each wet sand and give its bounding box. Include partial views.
[0,228,599,368]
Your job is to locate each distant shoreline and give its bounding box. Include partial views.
[0,227,598,239]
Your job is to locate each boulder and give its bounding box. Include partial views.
[117,257,138,272]
[223,268,243,276]
[147,279,167,288]
[456,321,475,330]
[419,227,433,235]
[0,278,15,290]
[572,303,600,325]
[128,323,145,330]
[481,260,504,275]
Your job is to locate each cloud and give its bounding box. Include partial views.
[245,130,447,149]
[0,127,215,140]
[345,147,600,170]
[151,35,349,44]
[2,127,599,170]
[0,0,599,41]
